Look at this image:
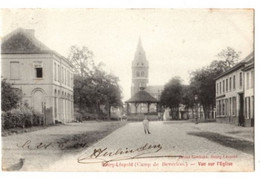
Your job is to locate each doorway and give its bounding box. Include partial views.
[238,93,244,126]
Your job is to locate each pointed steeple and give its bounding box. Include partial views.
[133,37,148,65]
[137,37,143,50]
[131,37,149,96]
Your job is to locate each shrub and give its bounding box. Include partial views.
[1,79,22,112]
[1,105,44,130]
[32,110,44,126]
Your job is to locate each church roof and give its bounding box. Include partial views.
[1,28,74,67]
[146,85,164,94]
[126,89,159,103]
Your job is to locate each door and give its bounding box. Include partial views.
[238,93,244,126]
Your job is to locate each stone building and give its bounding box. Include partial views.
[1,28,74,124]
[215,52,254,126]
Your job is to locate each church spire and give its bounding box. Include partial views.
[137,36,142,50]
[133,37,147,63]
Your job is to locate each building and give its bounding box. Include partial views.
[215,52,254,126]
[1,28,74,124]
[242,57,254,126]
[129,38,163,113]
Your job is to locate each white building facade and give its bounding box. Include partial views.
[215,52,254,126]
[1,28,74,124]
[242,58,254,126]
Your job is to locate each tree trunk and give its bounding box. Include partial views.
[177,107,179,120]
[186,107,189,119]
[203,105,209,120]
[108,104,111,119]
[171,107,174,120]
[191,107,194,119]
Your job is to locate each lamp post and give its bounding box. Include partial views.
[194,94,199,124]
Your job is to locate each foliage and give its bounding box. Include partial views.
[160,76,183,119]
[1,78,22,111]
[69,46,123,119]
[2,104,43,129]
[68,46,94,77]
[189,47,241,119]
[182,85,196,110]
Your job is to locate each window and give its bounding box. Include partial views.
[223,80,225,93]
[61,67,64,83]
[251,70,254,88]
[226,79,228,92]
[248,97,251,119]
[68,72,70,87]
[239,72,242,88]
[54,63,57,81]
[220,82,222,94]
[34,62,43,79]
[222,100,225,116]
[64,69,66,85]
[216,83,218,94]
[141,71,144,77]
[10,62,20,80]
[36,68,43,78]
[232,97,236,115]
[245,97,247,118]
[246,72,249,89]
[58,64,60,82]
[233,75,236,90]
[229,77,232,91]
[136,71,140,77]
[229,98,232,116]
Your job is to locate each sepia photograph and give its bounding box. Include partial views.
[0,8,255,172]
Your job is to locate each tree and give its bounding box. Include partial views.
[182,85,196,119]
[217,46,241,67]
[69,46,123,119]
[190,67,216,119]
[68,46,94,77]
[1,78,22,111]
[160,77,183,120]
[189,47,241,119]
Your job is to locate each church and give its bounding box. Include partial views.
[126,38,164,114]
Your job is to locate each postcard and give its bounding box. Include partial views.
[0,8,254,172]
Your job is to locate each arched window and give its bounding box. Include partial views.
[141,71,145,77]
[136,71,140,77]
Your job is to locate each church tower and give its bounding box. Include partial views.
[131,38,149,96]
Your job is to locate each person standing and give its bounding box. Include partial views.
[163,110,167,121]
[143,116,151,134]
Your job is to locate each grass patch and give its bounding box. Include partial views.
[56,122,127,154]
[187,131,254,155]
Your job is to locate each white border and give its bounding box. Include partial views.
[0,1,259,178]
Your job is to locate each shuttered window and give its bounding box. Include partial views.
[10,62,20,80]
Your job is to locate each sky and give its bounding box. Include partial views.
[0,9,254,101]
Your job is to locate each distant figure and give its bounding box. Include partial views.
[6,158,25,171]
[143,117,151,134]
[163,110,167,121]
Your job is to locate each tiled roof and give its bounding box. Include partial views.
[126,89,159,103]
[1,28,74,68]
